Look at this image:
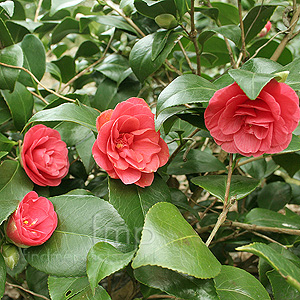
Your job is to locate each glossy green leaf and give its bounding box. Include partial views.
[214,265,270,300]
[26,266,50,300]
[109,176,171,235]
[267,269,300,300]
[87,242,135,291]
[18,34,46,87]
[1,82,34,130]
[212,25,241,45]
[243,5,276,44]
[50,0,86,15]
[52,55,76,83]
[241,58,282,74]
[191,175,260,202]
[26,103,99,132]
[51,17,80,44]
[48,276,111,300]
[273,153,300,177]
[0,44,23,91]
[257,182,291,211]
[96,54,132,85]
[0,132,17,152]
[155,106,186,131]
[0,97,11,124]
[134,0,177,19]
[228,69,276,100]
[25,192,135,277]
[46,62,62,83]
[8,20,43,33]
[152,29,170,60]
[135,265,219,300]
[0,152,8,159]
[132,202,221,278]
[279,134,300,153]
[75,40,100,59]
[195,7,218,22]
[129,32,179,82]
[0,253,5,298]
[167,149,226,175]
[156,74,216,118]
[0,160,33,225]
[173,0,190,17]
[280,57,300,90]
[237,243,300,292]
[244,208,300,230]
[211,2,239,25]
[0,1,14,17]
[0,18,14,47]
[239,157,267,179]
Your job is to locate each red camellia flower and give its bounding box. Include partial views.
[6,191,57,247]
[204,79,300,157]
[92,98,169,187]
[21,124,69,186]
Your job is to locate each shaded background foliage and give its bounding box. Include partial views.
[1,0,300,299]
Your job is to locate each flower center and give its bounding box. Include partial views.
[115,133,134,150]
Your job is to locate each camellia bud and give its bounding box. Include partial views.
[2,244,19,270]
[274,71,289,83]
[259,21,272,37]
[155,14,178,29]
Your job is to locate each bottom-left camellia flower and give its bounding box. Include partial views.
[6,191,57,247]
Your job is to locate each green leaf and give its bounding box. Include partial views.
[0,1,14,17]
[273,153,300,177]
[280,135,300,153]
[1,82,34,131]
[257,182,291,211]
[0,97,11,124]
[46,62,62,83]
[243,5,276,44]
[48,276,111,300]
[19,34,46,87]
[267,269,300,300]
[0,18,14,47]
[191,175,260,202]
[195,7,218,22]
[96,54,132,85]
[152,29,170,61]
[214,265,271,300]
[50,0,86,15]
[8,20,43,33]
[0,160,33,225]
[51,17,80,44]
[135,265,219,300]
[0,152,8,159]
[25,193,135,277]
[26,266,50,300]
[129,32,179,82]
[211,25,241,45]
[280,57,300,90]
[132,202,221,278]
[134,0,177,19]
[237,243,300,292]
[0,132,17,152]
[26,103,99,132]
[0,253,5,298]
[52,55,76,83]
[109,176,171,235]
[242,58,282,74]
[244,208,300,230]
[211,2,239,25]
[155,106,186,131]
[87,242,135,291]
[75,40,100,59]
[173,0,190,18]
[239,157,267,179]
[156,74,217,118]
[167,149,226,175]
[0,44,23,91]
[228,69,276,100]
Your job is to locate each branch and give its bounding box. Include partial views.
[178,39,196,74]
[0,62,76,103]
[34,0,43,22]
[238,0,247,60]
[6,282,50,300]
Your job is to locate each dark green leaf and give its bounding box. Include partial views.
[109,176,171,235]
[195,7,219,22]
[19,34,46,87]
[273,153,300,177]
[239,157,267,179]
[245,208,300,229]
[211,2,239,25]
[26,266,50,300]
[50,0,86,16]
[0,253,5,298]
[6,21,30,43]
[132,202,221,278]
[152,29,170,60]
[228,69,276,100]
[0,44,23,91]
[155,106,186,131]
[134,0,177,19]
[192,175,260,202]
[0,152,8,159]
[48,276,111,300]
[267,269,300,300]
[174,0,190,18]
[0,97,11,124]
[52,55,76,83]
[75,40,100,59]
[1,82,34,130]
[135,265,219,300]
[242,57,282,74]
[46,62,62,83]
[237,243,300,292]
[0,18,14,47]
[167,149,226,175]
[51,17,80,44]
[156,74,216,118]
[214,265,271,300]
[0,1,14,17]
[243,5,276,44]
[0,160,33,225]
[26,103,99,132]
[52,43,68,58]
[212,25,241,45]
[25,192,135,277]
[8,20,43,32]
[129,32,179,82]
[87,242,135,291]
[0,132,17,152]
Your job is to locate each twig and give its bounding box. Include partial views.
[165,59,182,75]
[147,295,176,299]
[27,89,49,105]
[6,282,50,300]
[59,33,115,93]
[34,0,43,22]
[206,153,234,246]
[250,231,288,249]
[271,5,300,61]
[0,62,76,103]
[237,155,264,167]
[200,198,218,220]
[238,0,247,60]
[178,40,196,74]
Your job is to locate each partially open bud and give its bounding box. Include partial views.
[259,21,272,37]
[155,14,178,29]
[2,244,19,270]
[274,71,289,83]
